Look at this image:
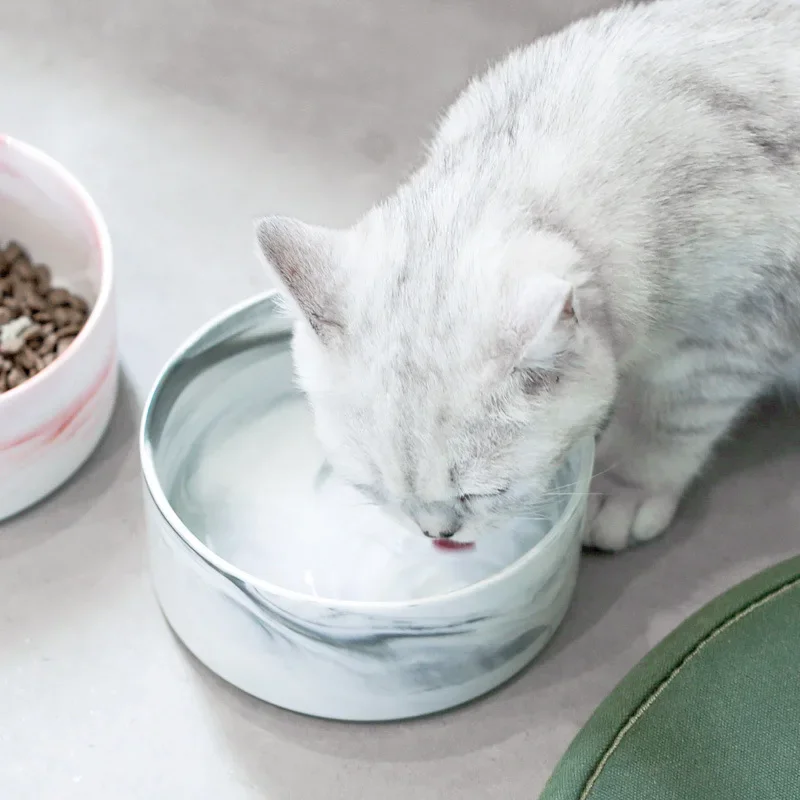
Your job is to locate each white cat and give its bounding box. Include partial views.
[257,0,800,552]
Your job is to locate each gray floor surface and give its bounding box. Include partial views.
[1,1,797,798]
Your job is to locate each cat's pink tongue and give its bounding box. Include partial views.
[433,539,475,551]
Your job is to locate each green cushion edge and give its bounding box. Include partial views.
[539,553,800,800]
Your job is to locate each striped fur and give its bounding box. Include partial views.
[258,0,800,551]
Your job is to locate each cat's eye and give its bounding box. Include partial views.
[353,483,384,502]
[459,487,510,504]
[516,367,559,394]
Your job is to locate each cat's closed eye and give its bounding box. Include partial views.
[458,487,510,505]
[515,367,559,394]
[353,483,386,503]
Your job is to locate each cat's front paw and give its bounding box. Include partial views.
[583,472,680,552]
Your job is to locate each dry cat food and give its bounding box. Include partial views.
[0,240,90,393]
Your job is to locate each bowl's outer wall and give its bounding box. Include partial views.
[0,137,117,520]
[145,479,584,721]
[141,292,590,721]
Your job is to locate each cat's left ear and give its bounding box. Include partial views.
[255,216,345,343]
[512,275,577,372]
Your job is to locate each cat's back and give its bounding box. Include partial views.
[427,0,800,289]
[436,0,800,160]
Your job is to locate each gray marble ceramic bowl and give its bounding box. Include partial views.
[140,292,594,722]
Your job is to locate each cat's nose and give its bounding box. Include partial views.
[413,505,463,540]
[421,521,463,540]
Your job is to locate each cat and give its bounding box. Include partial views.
[256,0,800,552]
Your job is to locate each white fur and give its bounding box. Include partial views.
[258,0,800,550]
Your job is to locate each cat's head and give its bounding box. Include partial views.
[256,207,617,542]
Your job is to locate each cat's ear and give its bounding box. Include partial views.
[255,216,345,343]
[512,275,576,372]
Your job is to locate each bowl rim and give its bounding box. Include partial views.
[140,290,595,611]
[0,134,114,404]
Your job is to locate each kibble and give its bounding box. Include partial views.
[1,336,24,356]
[56,336,76,356]
[7,366,26,389]
[47,288,72,306]
[33,263,52,292]
[40,332,59,355]
[0,241,91,394]
[14,259,35,282]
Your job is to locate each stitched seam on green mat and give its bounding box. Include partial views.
[579,575,800,800]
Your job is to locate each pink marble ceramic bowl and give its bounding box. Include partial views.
[0,136,117,521]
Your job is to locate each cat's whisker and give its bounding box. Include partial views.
[588,465,616,482]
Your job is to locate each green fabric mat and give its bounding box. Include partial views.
[540,555,800,800]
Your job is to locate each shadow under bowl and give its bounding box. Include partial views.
[140,291,594,721]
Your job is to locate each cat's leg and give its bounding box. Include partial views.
[584,358,768,551]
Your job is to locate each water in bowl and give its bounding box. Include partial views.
[164,327,570,603]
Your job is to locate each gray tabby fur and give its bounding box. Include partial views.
[257,0,800,551]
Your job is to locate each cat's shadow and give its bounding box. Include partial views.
[185,395,799,778]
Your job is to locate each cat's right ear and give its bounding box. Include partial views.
[255,216,345,344]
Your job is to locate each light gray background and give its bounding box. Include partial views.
[1,1,797,798]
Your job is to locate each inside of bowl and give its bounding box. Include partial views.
[146,297,589,603]
[0,138,102,305]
